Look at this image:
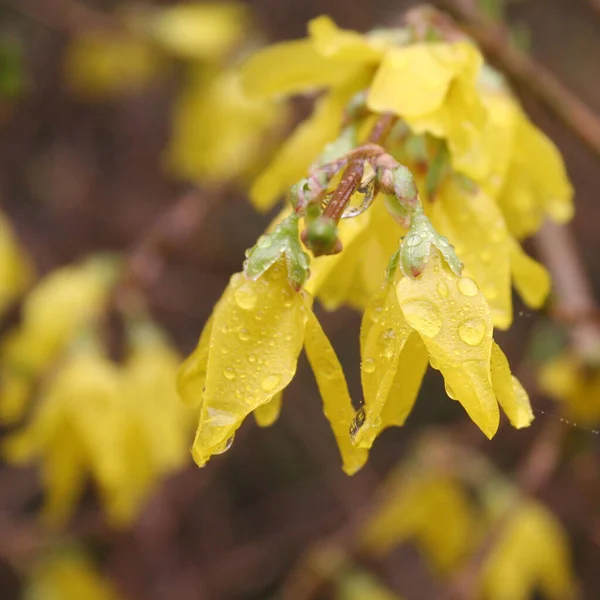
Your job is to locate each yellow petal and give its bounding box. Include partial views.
[304,310,368,475]
[253,391,283,427]
[177,313,214,408]
[240,38,359,100]
[396,254,500,438]
[250,71,371,210]
[431,180,513,329]
[490,342,534,428]
[308,16,383,62]
[192,264,307,467]
[357,282,428,449]
[509,239,551,309]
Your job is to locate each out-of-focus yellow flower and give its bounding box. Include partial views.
[337,569,404,600]
[26,552,120,600]
[360,467,479,575]
[539,352,600,425]
[0,210,32,315]
[356,251,533,445]
[178,259,367,474]
[4,324,191,526]
[64,33,163,98]
[482,502,576,600]
[0,256,118,423]
[167,66,286,185]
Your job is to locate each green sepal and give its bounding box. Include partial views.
[400,210,462,278]
[243,213,310,290]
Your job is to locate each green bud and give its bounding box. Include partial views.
[244,213,310,290]
[392,164,418,205]
[303,216,340,257]
[400,211,462,278]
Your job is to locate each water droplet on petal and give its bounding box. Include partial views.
[238,328,250,341]
[223,366,237,380]
[234,284,258,310]
[379,328,396,358]
[261,374,281,392]
[248,354,256,363]
[458,317,486,346]
[362,357,376,373]
[257,235,272,249]
[444,381,458,400]
[457,277,479,297]
[281,289,293,307]
[406,235,421,247]
[401,299,442,338]
[214,435,235,454]
[437,282,449,298]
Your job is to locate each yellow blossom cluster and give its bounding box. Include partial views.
[64,1,286,185]
[1,257,193,526]
[179,14,574,473]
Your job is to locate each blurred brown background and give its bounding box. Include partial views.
[1,0,600,598]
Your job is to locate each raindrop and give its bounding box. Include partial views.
[261,374,281,392]
[223,366,237,380]
[400,299,442,338]
[214,435,235,455]
[437,281,449,298]
[234,284,258,310]
[362,357,376,373]
[281,289,293,307]
[238,328,250,341]
[458,317,486,346]
[350,407,366,439]
[406,235,421,247]
[457,277,479,297]
[257,235,272,249]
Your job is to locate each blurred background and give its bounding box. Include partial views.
[0,0,600,598]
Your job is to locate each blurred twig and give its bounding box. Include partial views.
[436,0,600,161]
[585,0,600,19]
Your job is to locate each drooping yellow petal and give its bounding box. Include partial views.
[308,16,383,62]
[253,391,283,427]
[240,38,359,100]
[191,264,308,466]
[396,254,500,438]
[177,313,214,408]
[304,310,368,475]
[431,180,513,329]
[337,569,403,600]
[490,342,534,429]
[509,239,551,309]
[250,71,371,210]
[357,281,428,450]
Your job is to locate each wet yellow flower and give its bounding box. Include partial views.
[356,250,533,445]
[26,552,120,600]
[178,259,367,474]
[482,502,576,600]
[0,210,32,316]
[539,352,600,426]
[0,256,118,423]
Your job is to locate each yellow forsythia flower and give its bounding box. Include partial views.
[360,467,479,575]
[356,251,533,445]
[539,352,600,425]
[0,256,118,423]
[337,569,404,600]
[0,210,32,315]
[178,259,367,474]
[26,552,120,600]
[482,502,576,600]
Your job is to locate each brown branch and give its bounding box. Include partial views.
[436,0,600,161]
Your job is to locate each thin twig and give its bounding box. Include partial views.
[436,0,600,161]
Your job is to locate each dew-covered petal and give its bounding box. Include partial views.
[396,253,500,438]
[253,391,283,427]
[431,179,512,329]
[240,38,360,100]
[509,240,551,309]
[250,72,371,210]
[356,281,428,450]
[490,342,533,428]
[177,313,214,408]
[304,310,368,475]
[308,16,383,62]
[191,264,308,467]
